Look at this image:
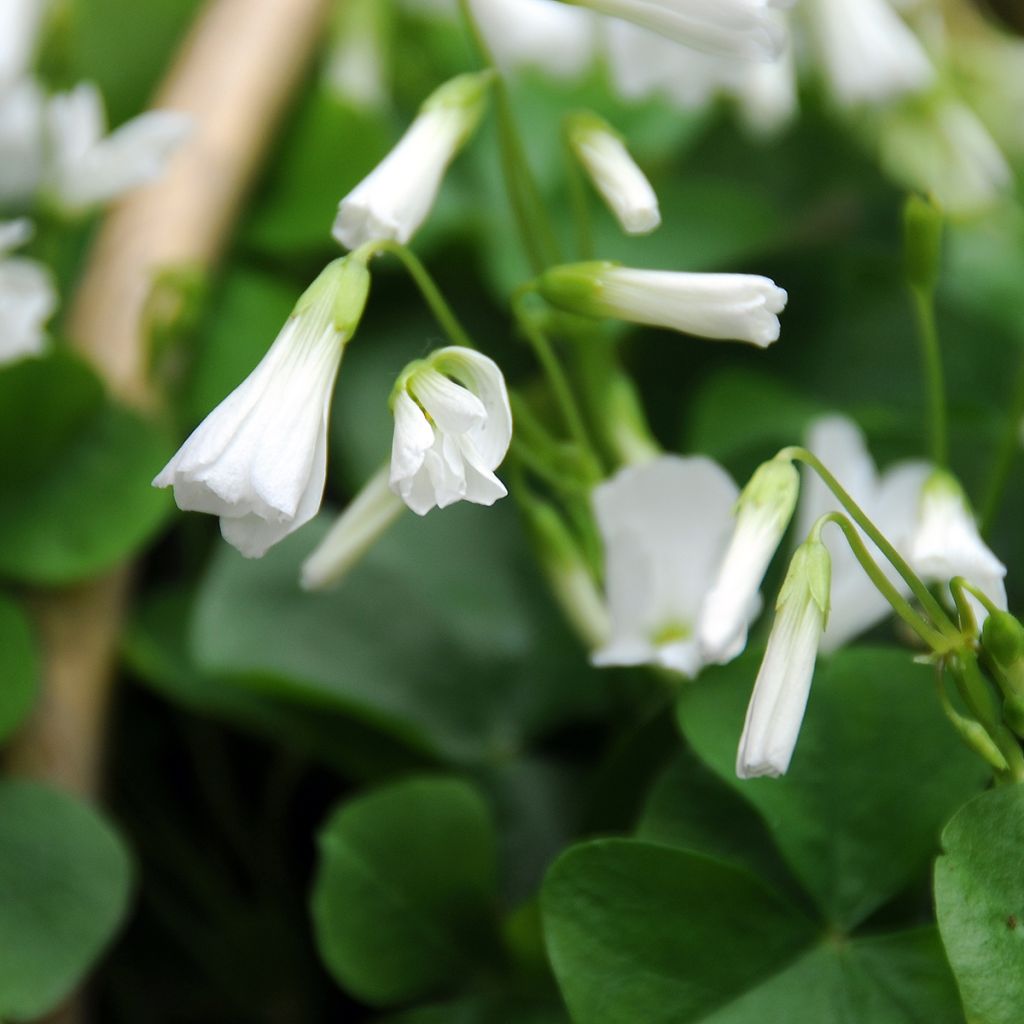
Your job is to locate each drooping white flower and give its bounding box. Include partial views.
[153,256,371,558]
[469,0,597,80]
[566,111,660,235]
[796,414,932,652]
[736,535,831,779]
[567,0,792,61]
[699,456,799,663]
[0,0,47,89]
[300,465,406,590]
[879,98,1012,218]
[807,0,934,108]
[333,71,492,250]
[0,77,44,205]
[0,217,56,365]
[910,469,1007,621]
[591,455,756,676]
[389,346,512,516]
[538,262,788,347]
[43,82,192,214]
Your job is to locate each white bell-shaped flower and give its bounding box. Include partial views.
[566,112,660,235]
[699,456,799,663]
[44,82,192,214]
[538,262,788,347]
[571,0,792,61]
[301,465,406,590]
[0,217,56,365]
[591,455,757,676]
[389,346,512,516]
[736,536,831,779]
[808,0,934,108]
[910,470,1007,620]
[333,71,492,250]
[154,256,371,558]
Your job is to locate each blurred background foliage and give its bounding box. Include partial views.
[3,0,1024,1021]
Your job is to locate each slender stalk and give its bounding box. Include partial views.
[358,239,475,350]
[782,446,959,640]
[817,513,953,653]
[910,285,948,467]
[562,117,595,261]
[979,349,1024,537]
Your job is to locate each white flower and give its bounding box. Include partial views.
[300,465,406,590]
[566,112,660,235]
[807,0,934,108]
[699,457,799,663]
[469,0,597,80]
[570,0,792,61]
[153,256,371,558]
[879,99,1012,218]
[538,262,788,347]
[0,77,44,205]
[910,470,1007,621]
[389,346,512,516]
[0,217,56,365]
[591,455,757,676]
[333,71,492,250]
[44,82,192,214]
[796,415,931,652]
[736,536,831,778]
[0,0,46,89]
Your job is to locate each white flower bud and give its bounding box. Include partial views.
[300,466,405,590]
[566,112,660,235]
[538,262,788,347]
[333,71,493,250]
[567,0,793,61]
[699,457,799,664]
[389,347,512,516]
[736,537,831,779]
[154,256,371,558]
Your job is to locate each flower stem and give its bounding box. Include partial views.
[909,284,948,467]
[979,349,1024,537]
[357,239,476,350]
[562,116,595,261]
[781,446,959,640]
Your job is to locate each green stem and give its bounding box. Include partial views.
[782,446,960,640]
[562,116,595,261]
[816,513,953,653]
[953,652,1024,784]
[356,239,475,349]
[910,285,948,467]
[979,349,1024,537]
[455,0,559,273]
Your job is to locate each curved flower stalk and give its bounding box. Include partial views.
[154,256,371,558]
[44,82,193,215]
[591,455,760,676]
[566,111,661,235]
[0,217,56,364]
[389,346,513,515]
[736,535,831,778]
[537,262,788,347]
[333,71,493,250]
[806,0,934,108]
[564,0,793,61]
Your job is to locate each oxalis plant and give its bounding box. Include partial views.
[2,0,1024,1021]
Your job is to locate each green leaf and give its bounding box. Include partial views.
[191,504,606,765]
[542,839,818,1024]
[934,783,1024,1024]
[0,354,174,585]
[0,597,37,744]
[543,839,963,1024]
[677,647,988,930]
[311,776,502,1007]
[0,782,133,1021]
[376,994,568,1024]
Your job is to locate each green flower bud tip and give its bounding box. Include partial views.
[421,70,495,133]
[983,611,1024,670]
[565,110,620,148]
[903,193,944,293]
[293,255,371,338]
[779,538,832,623]
[738,458,799,526]
[537,262,615,315]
